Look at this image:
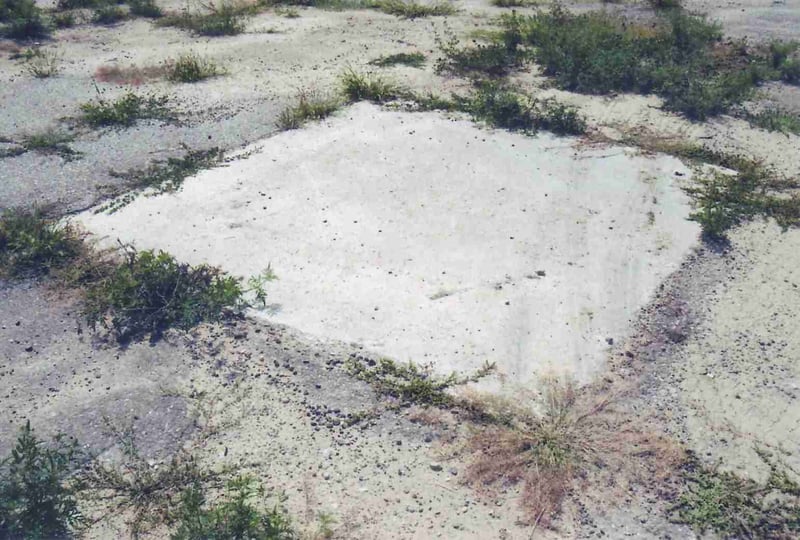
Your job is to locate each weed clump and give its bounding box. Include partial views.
[21,47,61,78]
[0,422,83,539]
[436,32,522,77]
[0,208,83,279]
[22,129,81,160]
[746,106,800,135]
[277,90,341,130]
[373,0,455,18]
[129,0,162,17]
[172,476,295,540]
[168,52,223,83]
[488,7,790,119]
[80,91,171,127]
[368,51,426,68]
[84,248,244,342]
[465,83,586,135]
[158,2,251,36]
[672,456,800,538]
[340,69,405,103]
[491,0,537,7]
[92,4,127,24]
[346,355,494,407]
[0,0,48,39]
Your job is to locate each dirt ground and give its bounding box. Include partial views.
[1,0,799,538]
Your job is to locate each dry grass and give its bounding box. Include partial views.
[94,63,170,86]
[460,377,684,528]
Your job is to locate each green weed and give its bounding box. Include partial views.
[346,355,494,407]
[490,7,786,119]
[171,476,295,540]
[0,208,83,279]
[51,10,77,27]
[340,69,405,102]
[22,47,61,78]
[21,129,80,160]
[672,456,800,538]
[0,422,83,539]
[465,82,586,135]
[276,90,341,130]
[746,107,800,135]
[436,30,522,77]
[80,91,171,127]
[0,0,48,39]
[158,2,251,36]
[373,0,455,18]
[92,4,126,24]
[129,0,162,17]
[491,0,537,7]
[368,51,426,68]
[84,248,245,342]
[168,52,223,83]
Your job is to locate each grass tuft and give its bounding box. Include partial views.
[0,208,84,279]
[368,51,426,68]
[22,129,81,160]
[491,0,537,7]
[21,47,61,78]
[373,0,455,18]
[83,247,245,342]
[168,52,224,83]
[746,106,800,135]
[80,91,171,127]
[92,3,127,24]
[129,0,162,17]
[277,90,341,130]
[340,69,405,103]
[158,1,251,36]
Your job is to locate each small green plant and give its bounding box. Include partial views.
[436,31,522,77]
[171,476,295,540]
[648,0,681,9]
[685,168,763,239]
[672,456,800,538]
[98,147,223,212]
[247,265,277,307]
[340,69,404,103]
[346,356,495,407]
[0,421,83,539]
[368,51,425,68]
[51,10,76,27]
[129,0,162,17]
[168,52,223,83]
[158,1,251,36]
[84,248,245,342]
[0,208,83,278]
[92,3,126,24]
[22,129,81,160]
[21,47,61,78]
[465,83,586,135]
[373,0,455,18]
[83,421,209,535]
[491,0,536,7]
[746,106,800,135]
[80,90,171,127]
[276,90,341,130]
[0,0,48,39]
[275,5,300,17]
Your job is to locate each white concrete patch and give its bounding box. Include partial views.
[78,103,699,385]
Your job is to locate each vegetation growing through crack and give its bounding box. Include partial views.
[80,91,172,127]
[97,147,225,213]
[0,129,81,160]
[368,51,426,68]
[277,90,342,130]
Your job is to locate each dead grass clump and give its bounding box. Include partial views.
[462,377,684,528]
[94,63,170,85]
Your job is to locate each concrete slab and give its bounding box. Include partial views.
[77,103,699,385]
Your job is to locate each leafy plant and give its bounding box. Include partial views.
[368,51,425,68]
[0,208,83,278]
[0,422,83,539]
[80,91,171,127]
[171,476,295,540]
[168,52,223,83]
[672,456,800,538]
[84,248,245,342]
[346,356,494,407]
